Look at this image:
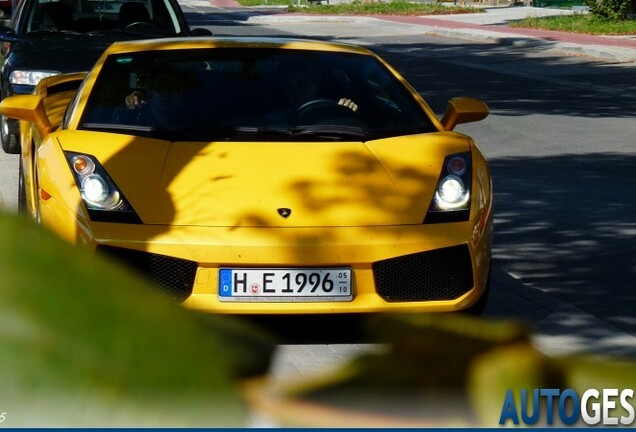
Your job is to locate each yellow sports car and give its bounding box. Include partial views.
[1,37,492,315]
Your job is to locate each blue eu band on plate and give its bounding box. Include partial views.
[219,268,353,302]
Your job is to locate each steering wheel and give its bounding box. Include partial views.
[124,21,165,33]
[296,99,338,114]
[293,98,359,124]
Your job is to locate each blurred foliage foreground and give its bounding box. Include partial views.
[245,314,636,426]
[1,211,634,426]
[0,212,275,426]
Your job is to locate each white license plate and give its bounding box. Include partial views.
[218,268,353,302]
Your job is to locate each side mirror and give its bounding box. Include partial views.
[0,95,53,139]
[0,24,18,42]
[190,27,213,36]
[440,97,489,131]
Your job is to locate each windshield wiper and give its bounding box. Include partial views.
[27,29,83,36]
[82,123,369,142]
[290,125,369,141]
[214,125,369,141]
[86,28,123,36]
[234,126,293,139]
[82,123,202,141]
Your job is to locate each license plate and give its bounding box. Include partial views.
[218,268,353,302]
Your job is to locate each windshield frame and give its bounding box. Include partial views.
[77,47,439,142]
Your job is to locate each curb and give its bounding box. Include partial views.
[245,14,636,62]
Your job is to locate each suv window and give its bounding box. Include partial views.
[26,0,182,34]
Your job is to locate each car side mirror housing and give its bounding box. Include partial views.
[441,97,489,131]
[190,27,213,36]
[0,24,18,42]
[0,95,53,139]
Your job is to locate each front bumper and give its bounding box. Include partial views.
[87,221,492,315]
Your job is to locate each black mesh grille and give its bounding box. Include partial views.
[97,246,197,302]
[373,245,473,302]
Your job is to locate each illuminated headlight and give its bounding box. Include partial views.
[9,70,60,86]
[65,152,141,223]
[81,174,122,209]
[425,152,472,224]
[435,175,469,210]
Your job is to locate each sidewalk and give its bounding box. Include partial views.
[368,9,636,61]
[208,0,636,62]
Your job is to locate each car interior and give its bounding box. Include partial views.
[79,49,437,140]
[26,0,178,33]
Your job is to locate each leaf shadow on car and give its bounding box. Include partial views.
[96,142,440,345]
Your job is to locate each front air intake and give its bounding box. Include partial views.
[373,245,473,302]
[97,246,197,302]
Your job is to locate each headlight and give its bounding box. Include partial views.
[9,70,60,86]
[81,174,122,209]
[425,152,472,224]
[65,152,141,223]
[435,175,469,210]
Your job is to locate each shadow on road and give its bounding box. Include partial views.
[243,314,374,344]
[373,41,636,118]
[489,153,636,333]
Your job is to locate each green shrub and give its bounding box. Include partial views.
[585,0,631,20]
[0,213,276,427]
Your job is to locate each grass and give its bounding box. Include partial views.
[237,0,481,15]
[238,0,636,35]
[236,0,635,33]
[509,14,636,34]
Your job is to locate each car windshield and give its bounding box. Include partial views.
[25,0,182,35]
[79,48,437,141]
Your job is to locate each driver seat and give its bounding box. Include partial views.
[119,2,151,26]
[39,2,74,31]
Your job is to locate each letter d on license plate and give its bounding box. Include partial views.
[218,268,353,302]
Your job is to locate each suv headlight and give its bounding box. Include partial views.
[9,70,60,86]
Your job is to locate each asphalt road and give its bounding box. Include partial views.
[178,0,636,347]
[181,9,636,422]
[0,1,635,401]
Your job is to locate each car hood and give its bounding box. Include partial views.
[7,33,150,72]
[6,36,112,72]
[59,131,471,227]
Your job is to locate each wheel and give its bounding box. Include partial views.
[1,114,20,154]
[17,157,26,215]
[463,260,492,316]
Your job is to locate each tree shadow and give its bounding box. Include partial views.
[244,314,373,344]
[56,16,636,358]
[488,153,636,333]
[205,10,636,118]
[369,41,636,118]
[183,8,288,28]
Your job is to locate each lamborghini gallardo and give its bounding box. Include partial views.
[0,37,493,314]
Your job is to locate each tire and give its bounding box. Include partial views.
[17,157,26,215]
[463,260,492,316]
[1,114,20,154]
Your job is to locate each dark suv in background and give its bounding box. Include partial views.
[0,0,13,18]
[0,0,210,153]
